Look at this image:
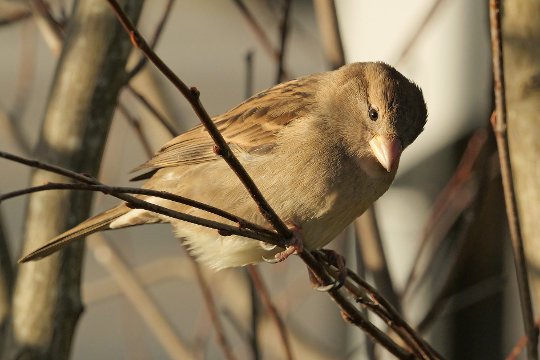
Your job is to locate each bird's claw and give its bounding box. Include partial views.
[309,249,347,291]
[262,222,303,264]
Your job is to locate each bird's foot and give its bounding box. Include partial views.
[263,222,303,264]
[309,249,347,291]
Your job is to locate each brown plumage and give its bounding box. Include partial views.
[20,62,427,269]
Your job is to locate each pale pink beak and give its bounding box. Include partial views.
[369,136,403,172]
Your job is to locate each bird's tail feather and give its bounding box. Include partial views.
[19,205,130,263]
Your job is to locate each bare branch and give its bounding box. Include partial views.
[507,318,540,360]
[89,234,192,359]
[355,209,401,313]
[117,102,154,157]
[489,1,538,358]
[312,0,345,70]
[184,249,237,360]
[231,0,279,62]
[275,0,292,83]
[247,266,293,360]
[402,128,489,297]
[395,0,447,65]
[126,84,179,137]
[126,0,177,81]
[0,8,31,27]
[298,251,414,359]
[0,154,281,249]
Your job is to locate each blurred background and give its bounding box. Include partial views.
[0,0,535,359]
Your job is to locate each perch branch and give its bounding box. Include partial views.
[0,151,280,247]
[106,0,293,243]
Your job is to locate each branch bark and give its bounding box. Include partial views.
[503,0,540,312]
[490,1,538,358]
[3,0,143,358]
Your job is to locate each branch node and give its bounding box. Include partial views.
[213,144,222,156]
[190,86,200,98]
[129,31,141,48]
[218,229,233,237]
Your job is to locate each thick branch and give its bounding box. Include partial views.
[3,1,144,358]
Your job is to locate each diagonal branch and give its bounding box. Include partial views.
[106,0,293,243]
[89,234,192,359]
[247,266,293,360]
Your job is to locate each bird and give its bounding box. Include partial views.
[19,62,427,270]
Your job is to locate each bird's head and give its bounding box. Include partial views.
[323,62,427,176]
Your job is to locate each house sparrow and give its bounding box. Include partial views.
[20,62,427,269]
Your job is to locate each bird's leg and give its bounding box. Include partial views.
[276,222,304,261]
[263,222,303,264]
[310,249,347,291]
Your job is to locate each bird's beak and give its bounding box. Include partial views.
[369,135,402,172]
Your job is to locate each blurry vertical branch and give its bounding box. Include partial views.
[502,0,540,316]
[313,0,345,70]
[275,0,292,83]
[2,1,143,359]
[489,0,538,359]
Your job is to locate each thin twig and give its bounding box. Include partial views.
[315,252,442,360]
[312,0,345,70]
[0,151,281,247]
[0,181,274,236]
[395,0,447,65]
[118,102,154,157]
[298,251,414,360]
[245,267,260,360]
[402,128,489,298]
[30,0,64,55]
[243,51,261,360]
[275,0,292,84]
[231,0,279,62]
[126,84,179,137]
[489,1,538,359]
[0,17,36,155]
[0,9,32,26]
[126,0,176,81]
[89,234,192,359]
[507,318,540,360]
[247,266,293,360]
[245,51,254,99]
[355,209,401,314]
[184,248,237,360]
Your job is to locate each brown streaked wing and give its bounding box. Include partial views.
[132,75,322,172]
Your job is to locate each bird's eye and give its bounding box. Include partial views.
[368,107,379,121]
